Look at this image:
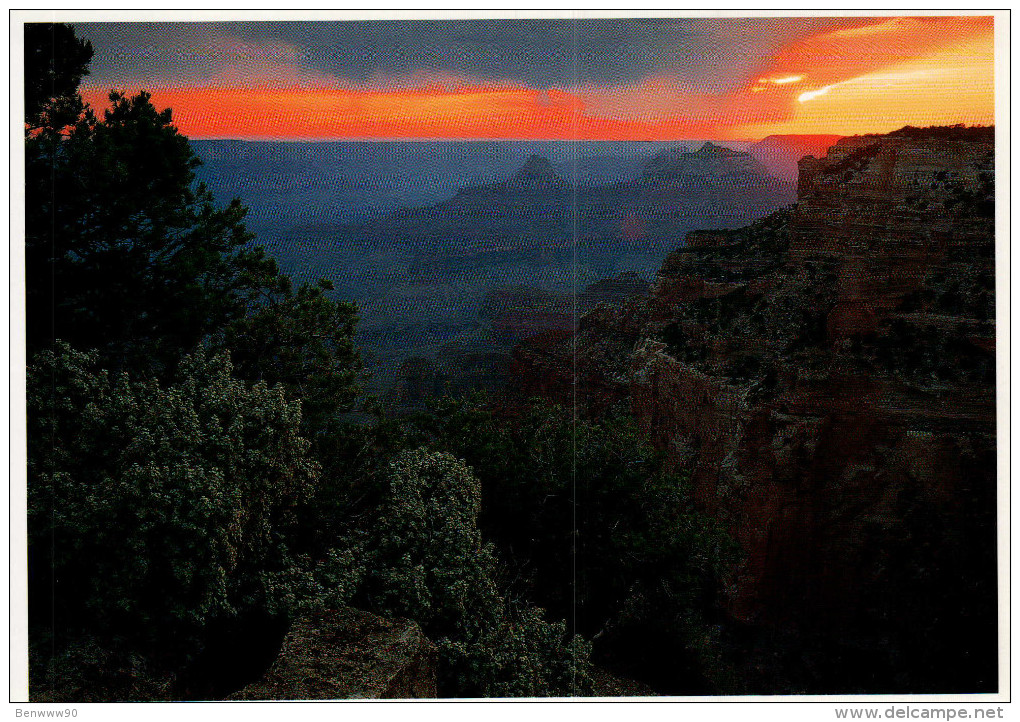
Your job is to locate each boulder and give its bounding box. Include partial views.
[228,608,437,700]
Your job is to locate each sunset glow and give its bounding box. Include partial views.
[78,16,995,141]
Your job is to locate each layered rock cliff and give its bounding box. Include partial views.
[514,126,997,692]
[748,134,845,182]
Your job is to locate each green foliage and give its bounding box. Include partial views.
[359,449,502,633]
[23,22,737,700]
[439,605,593,698]
[28,343,320,672]
[24,22,363,395]
[24,27,366,699]
[353,448,592,697]
[217,275,364,435]
[591,471,739,692]
[403,398,738,693]
[25,89,277,372]
[29,635,177,703]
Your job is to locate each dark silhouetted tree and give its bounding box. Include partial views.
[24,24,364,425]
[217,276,364,435]
[24,22,93,133]
[25,88,278,372]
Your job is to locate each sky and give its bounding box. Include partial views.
[74,16,995,141]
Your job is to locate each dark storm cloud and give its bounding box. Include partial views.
[75,17,851,91]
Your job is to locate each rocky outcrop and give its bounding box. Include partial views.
[583,271,651,303]
[508,154,570,190]
[481,275,651,337]
[385,273,651,409]
[508,284,651,414]
[747,134,844,182]
[642,142,770,181]
[643,130,995,692]
[228,608,438,700]
[793,126,994,335]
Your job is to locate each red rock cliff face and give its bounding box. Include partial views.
[515,127,997,690]
[793,131,994,336]
[635,129,996,689]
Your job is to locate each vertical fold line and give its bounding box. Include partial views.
[570,9,579,700]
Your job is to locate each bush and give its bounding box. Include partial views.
[358,449,502,635]
[403,399,739,693]
[217,275,365,437]
[353,448,591,697]
[29,635,178,703]
[26,90,278,373]
[28,343,322,696]
[439,605,593,698]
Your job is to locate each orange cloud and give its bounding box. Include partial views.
[81,83,716,141]
[736,22,995,137]
[80,16,995,141]
[763,16,991,88]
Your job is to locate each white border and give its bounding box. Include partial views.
[6,8,1011,711]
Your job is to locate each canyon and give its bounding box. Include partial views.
[514,126,997,692]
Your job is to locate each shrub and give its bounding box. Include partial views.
[359,449,502,635]
[28,343,321,695]
[355,448,591,697]
[439,605,593,698]
[404,399,739,693]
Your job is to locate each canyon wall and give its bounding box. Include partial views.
[517,127,997,691]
